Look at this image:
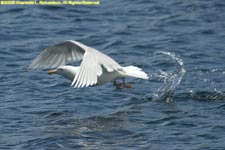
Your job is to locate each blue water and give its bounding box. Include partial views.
[1,0,225,149]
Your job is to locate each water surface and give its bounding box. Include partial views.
[1,0,225,149]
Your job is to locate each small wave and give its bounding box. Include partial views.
[145,90,225,102]
[39,5,65,11]
[4,8,25,14]
[102,40,123,49]
[188,91,225,101]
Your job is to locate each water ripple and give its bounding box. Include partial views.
[1,0,225,150]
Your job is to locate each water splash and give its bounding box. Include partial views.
[146,51,186,102]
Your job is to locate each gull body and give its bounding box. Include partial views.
[29,40,149,89]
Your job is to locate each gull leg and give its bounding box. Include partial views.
[123,78,134,88]
[113,79,122,90]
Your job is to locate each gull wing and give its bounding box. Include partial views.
[71,46,123,88]
[29,40,87,69]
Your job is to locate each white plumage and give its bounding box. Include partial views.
[29,40,149,89]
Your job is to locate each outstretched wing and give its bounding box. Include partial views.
[29,40,87,69]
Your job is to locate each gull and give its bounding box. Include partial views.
[29,40,149,89]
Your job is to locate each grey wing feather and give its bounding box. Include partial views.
[28,40,87,69]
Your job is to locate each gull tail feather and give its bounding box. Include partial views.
[123,66,149,80]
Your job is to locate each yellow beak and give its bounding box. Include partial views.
[48,70,56,75]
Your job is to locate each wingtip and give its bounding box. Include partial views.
[28,63,34,69]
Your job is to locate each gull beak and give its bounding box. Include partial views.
[48,70,56,75]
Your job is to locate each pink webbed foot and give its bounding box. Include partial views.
[113,79,122,90]
[123,83,134,88]
[122,78,134,89]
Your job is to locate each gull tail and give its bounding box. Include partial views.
[123,66,149,80]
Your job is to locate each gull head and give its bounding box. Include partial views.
[48,65,79,81]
